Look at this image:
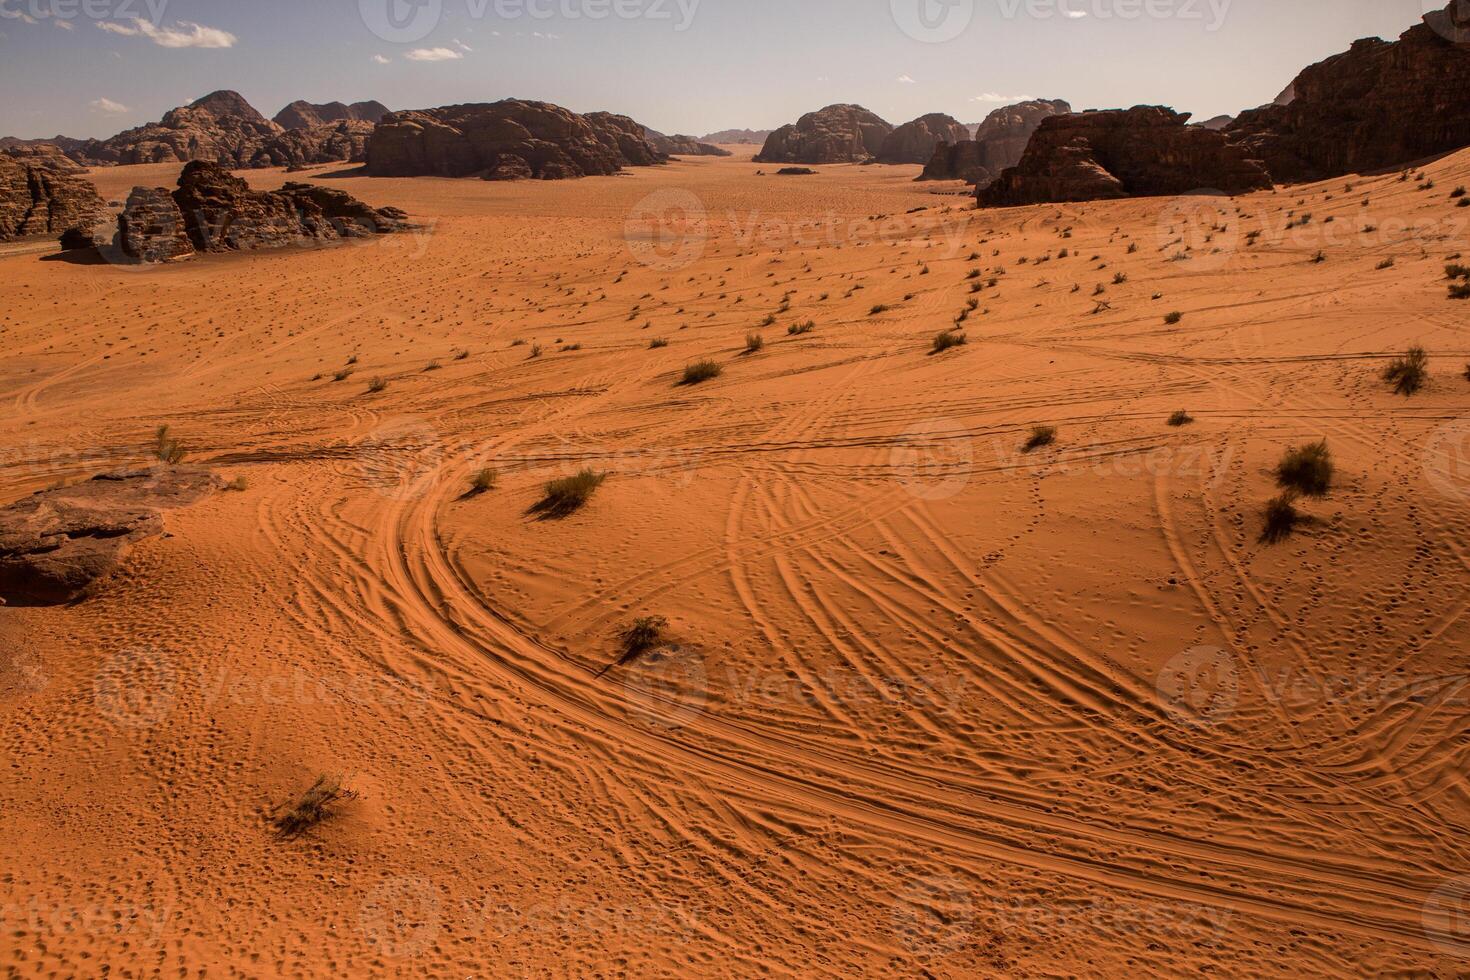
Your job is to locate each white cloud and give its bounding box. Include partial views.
[405,46,463,61]
[97,18,236,49]
[90,97,130,115]
[54,19,74,31]
[971,92,1035,103]
[897,74,916,84]
[372,54,391,64]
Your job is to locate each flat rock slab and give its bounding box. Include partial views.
[0,468,221,607]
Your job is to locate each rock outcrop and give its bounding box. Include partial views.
[0,153,107,243]
[700,128,772,145]
[921,99,1071,184]
[877,113,971,165]
[978,106,1273,207]
[76,90,283,168]
[753,105,893,164]
[112,161,407,262]
[1227,1,1470,182]
[2,142,87,173]
[365,100,664,179]
[0,469,222,606]
[644,129,732,157]
[272,100,389,130]
[1196,115,1235,131]
[250,120,376,169]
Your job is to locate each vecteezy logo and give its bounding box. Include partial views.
[360,877,442,959]
[624,189,708,272]
[1424,876,1470,957]
[892,874,973,958]
[348,416,445,502]
[1156,191,1240,272]
[620,643,707,732]
[1424,417,1470,503]
[890,419,974,501]
[360,0,443,43]
[94,645,177,729]
[1157,645,1239,727]
[891,0,975,43]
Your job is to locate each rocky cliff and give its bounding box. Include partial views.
[365,100,664,179]
[77,90,283,167]
[0,153,107,242]
[979,106,1272,207]
[753,105,893,164]
[1227,1,1470,182]
[921,99,1071,184]
[644,129,732,157]
[272,100,389,130]
[251,120,376,169]
[877,113,971,165]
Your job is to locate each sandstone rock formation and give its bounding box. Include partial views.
[272,100,389,130]
[250,120,376,169]
[753,105,893,164]
[365,100,664,180]
[584,112,667,167]
[115,187,195,263]
[0,469,222,606]
[77,90,283,167]
[1227,1,1470,182]
[1197,115,1235,131]
[700,129,773,145]
[877,113,971,165]
[0,153,107,243]
[112,161,407,262]
[644,129,732,157]
[920,99,1071,184]
[979,106,1273,207]
[2,142,86,173]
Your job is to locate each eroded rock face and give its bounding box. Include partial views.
[1228,1,1470,182]
[272,100,389,130]
[113,162,407,261]
[77,90,283,168]
[0,153,107,243]
[878,113,971,165]
[700,129,772,145]
[920,99,1071,184]
[0,469,222,606]
[365,100,663,179]
[116,187,194,263]
[644,129,732,157]
[250,121,376,170]
[979,106,1273,206]
[753,105,893,164]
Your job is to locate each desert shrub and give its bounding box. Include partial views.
[1311,250,1326,264]
[1127,242,1139,253]
[367,377,387,393]
[226,476,249,492]
[469,467,498,494]
[870,304,890,315]
[273,775,358,839]
[454,349,470,361]
[1167,410,1194,427]
[332,369,353,382]
[649,337,670,349]
[1260,493,1302,544]
[621,616,669,657]
[153,426,186,465]
[680,360,723,385]
[424,360,442,372]
[1376,257,1395,270]
[1275,440,1334,497]
[534,468,606,518]
[1446,264,1470,280]
[1024,425,1057,452]
[1382,345,1429,395]
[1112,272,1128,285]
[1164,311,1184,325]
[931,330,967,355]
[1451,282,1470,300]
[529,344,544,359]
[744,333,764,354]
[788,320,815,336]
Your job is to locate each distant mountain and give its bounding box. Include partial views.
[700,129,773,145]
[644,129,732,157]
[754,106,893,164]
[1196,115,1234,130]
[75,90,283,167]
[273,100,390,130]
[877,113,970,164]
[920,99,1071,185]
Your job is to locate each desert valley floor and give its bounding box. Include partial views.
[4,147,1470,977]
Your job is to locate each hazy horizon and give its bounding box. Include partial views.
[0,0,1439,140]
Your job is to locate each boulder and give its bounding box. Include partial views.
[272,100,390,130]
[250,120,376,169]
[753,105,893,164]
[878,113,971,164]
[115,187,195,263]
[1227,2,1470,182]
[979,106,1273,207]
[365,100,662,179]
[921,99,1072,184]
[75,90,283,168]
[0,153,108,243]
[0,469,222,606]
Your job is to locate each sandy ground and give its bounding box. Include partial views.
[3,145,1470,977]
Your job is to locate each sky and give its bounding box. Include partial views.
[0,0,1440,140]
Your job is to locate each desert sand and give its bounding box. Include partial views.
[4,146,1470,976]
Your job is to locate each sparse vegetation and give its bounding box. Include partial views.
[1275,440,1334,497]
[621,616,669,657]
[649,337,670,349]
[1023,425,1057,452]
[153,426,186,465]
[226,476,248,492]
[1376,257,1396,270]
[1382,345,1429,395]
[788,320,815,336]
[1167,411,1194,427]
[1164,311,1184,325]
[469,467,498,495]
[930,330,967,355]
[367,377,387,393]
[744,333,765,354]
[1260,492,1302,544]
[533,468,606,518]
[869,304,890,316]
[273,775,358,839]
[680,359,723,385]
